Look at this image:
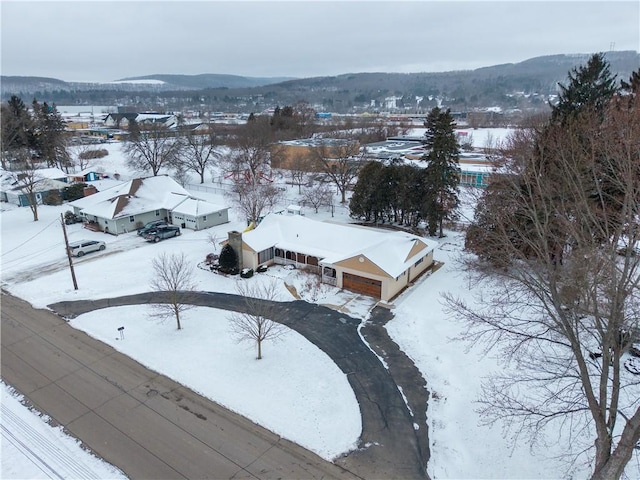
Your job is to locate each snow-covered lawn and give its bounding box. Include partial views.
[70,305,360,460]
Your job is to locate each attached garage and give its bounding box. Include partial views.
[342,272,382,298]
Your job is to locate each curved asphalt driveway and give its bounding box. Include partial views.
[3,292,355,480]
[49,291,429,479]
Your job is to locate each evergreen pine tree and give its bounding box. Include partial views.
[218,244,238,274]
[1,96,35,169]
[620,69,640,98]
[349,161,384,222]
[551,52,617,124]
[422,107,460,237]
[31,100,70,170]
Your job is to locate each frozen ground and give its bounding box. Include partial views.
[3,136,639,478]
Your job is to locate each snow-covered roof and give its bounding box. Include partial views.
[33,167,68,180]
[6,178,68,193]
[136,113,174,122]
[0,169,68,193]
[171,197,228,217]
[242,214,438,278]
[70,175,191,219]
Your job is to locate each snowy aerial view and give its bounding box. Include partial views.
[2,0,639,476]
[2,116,638,480]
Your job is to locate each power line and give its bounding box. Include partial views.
[1,217,59,257]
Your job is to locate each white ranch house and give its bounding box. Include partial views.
[235,214,438,301]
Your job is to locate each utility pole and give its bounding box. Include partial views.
[60,213,78,290]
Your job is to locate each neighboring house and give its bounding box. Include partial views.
[69,175,229,234]
[2,177,68,206]
[136,113,178,129]
[104,113,178,130]
[177,122,212,135]
[234,214,438,301]
[67,169,101,183]
[32,167,69,183]
[0,168,68,206]
[103,113,138,129]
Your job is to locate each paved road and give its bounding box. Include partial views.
[1,291,358,480]
[48,291,429,479]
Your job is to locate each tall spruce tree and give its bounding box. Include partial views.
[349,161,388,223]
[31,100,70,170]
[422,107,460,237]
[551,52,617,123]
[1,96,34,169]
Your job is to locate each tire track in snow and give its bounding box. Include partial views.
[1,401,102,480]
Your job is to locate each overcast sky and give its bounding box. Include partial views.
[1,1,638,82]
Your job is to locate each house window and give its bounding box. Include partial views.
[258,247,274,264]
[155,210,160,217]
[323,266,336,278]
[395,271,406,281]
[203,216,207,221]
[414,257,424,267]
[129,216,135,223]
[275,248,284,258]
[218,212,222,217]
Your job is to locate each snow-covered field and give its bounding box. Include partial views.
[2,136,638,479]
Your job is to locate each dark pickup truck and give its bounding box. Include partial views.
[143,225,181,242]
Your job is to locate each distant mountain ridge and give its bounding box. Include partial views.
[0,73,296,94]
[115,73,297,89]
[2,51,638,114]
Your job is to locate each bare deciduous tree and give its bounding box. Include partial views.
[180,125,219,183]
[228,280,286,360]
[149,253,197,330]
[229,181,282,226]
[287,153,311,194]
[124,122,182,176]
[224,116,273,182]
[303,181,333,213]
[69,144,108,172]
[447,89,640,478]
[10,157,46,221]
[309,136,362,204]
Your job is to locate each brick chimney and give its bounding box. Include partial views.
[227,231,243,271]
[83,185,98,197]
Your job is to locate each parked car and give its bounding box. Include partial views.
[68,239,106,257]
[137,220,168,236]
[143,225,181,243]
[64,210,83,225]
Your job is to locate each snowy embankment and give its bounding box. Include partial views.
[1,383,127,480]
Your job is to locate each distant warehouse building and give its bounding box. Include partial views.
[271,137,360,171]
